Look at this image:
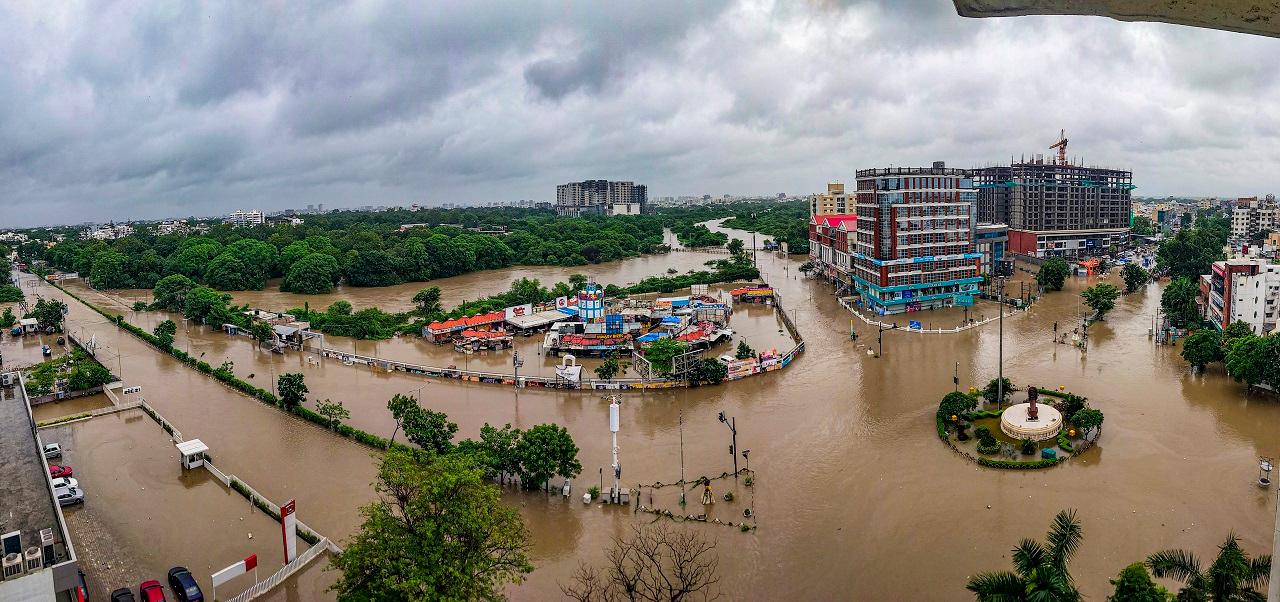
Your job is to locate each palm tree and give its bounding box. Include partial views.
[966,509,1083,601]
[1146,533,1270,601]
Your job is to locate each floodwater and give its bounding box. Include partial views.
[30,392,113,423]
[19,225,1280,601]
[45,411,331,600]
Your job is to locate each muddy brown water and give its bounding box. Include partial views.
[30,392,113,423]
[22,236,1280,600]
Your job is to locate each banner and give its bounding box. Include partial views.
[504,304,533,320]
[281,500,297,563]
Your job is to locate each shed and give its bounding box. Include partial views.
[176,439,209,469]
[18,317,39,334]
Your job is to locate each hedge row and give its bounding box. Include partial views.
[36,412,92,428]
[965,409,1004,420]
[230,478,321,545]
[51,282,396,454]
[1057,431,1075,453]
[974,456,1063,470]
[1036,389,1085,402]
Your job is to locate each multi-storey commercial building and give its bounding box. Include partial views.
[1200,258,1280,334]
[974,223,1009,275]
[1230,196,1277,240]
[808,214,858,288]
[809,182,850,216]
[555,180,648,217]
[851,163,982,314]
[976,159,1132,258]
[224,210,265,227]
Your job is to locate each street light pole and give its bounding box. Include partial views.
[718,411,738,476]
[877,322,897,358]
[678,410,686,505]
[997,276,1005,409]
[512,350,523,388]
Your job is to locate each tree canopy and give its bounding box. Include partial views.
[1036,257,1071,291]
[1161,277,1201,327]
[1121,263,1150,293]
[1082,283,1121,320]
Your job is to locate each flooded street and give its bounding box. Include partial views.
[23,237,1280,600]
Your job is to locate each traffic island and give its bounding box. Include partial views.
[935,384,1103,469]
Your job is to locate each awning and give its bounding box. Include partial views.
[176,439,209,456]
[505,309,572,330]
[273,325,299,337]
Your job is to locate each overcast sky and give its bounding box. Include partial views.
[3,1,1279,227]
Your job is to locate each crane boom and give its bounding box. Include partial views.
[1049,129,1068,165]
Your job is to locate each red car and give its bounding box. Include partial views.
[49,465,73,479]
[139,580,166,602]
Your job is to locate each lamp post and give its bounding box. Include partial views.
[997,275,1006,409]
[678,410,686,505]
[512,349,524,388]
[717,411,738,476]
[877,322,897,358]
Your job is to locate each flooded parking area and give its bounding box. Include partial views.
[42,410,333,601]
[30,392,114,423]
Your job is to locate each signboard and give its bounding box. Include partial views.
[554,296,579,308]
[122,386,142,394]
[280,500,297,563]
[504,304,533,320]
[909,320,922,330]
[212,554,258,588]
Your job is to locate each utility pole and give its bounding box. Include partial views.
[609,396,621,503]
[953,361,959,392]
[512,349,523,388]
[718,411,738,476]
[997,276,1006,409]
[751,212,758,270]
[678,410,686,505]
[1270,483,1280,602]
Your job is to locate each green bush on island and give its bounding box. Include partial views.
[22,348,115,397]
[1036,257,1071,291]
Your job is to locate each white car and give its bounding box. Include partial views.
[56,486,84,507]
[51,477,79,490]
[42,443,62,459]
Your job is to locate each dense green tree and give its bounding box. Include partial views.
[165,242,222,279]
[183,286,232,324]
[1181,329,1223,371]
[455,423,523,484]
[330,449,532,601]
[204,252,263,290]
[345,249,402,287]
[981,378,1017,406]
[277,372,308,409]
[281,253,341,294]
[0,285,24,303]
[67,362,114,391]
[727,238,745,256]
[641,337,688,376]
[413,287,442,316]
[593,357,621,381]
[328,300,353,316]
[391,239,433,282]
[29,298,67,331]
[1157,226,1227,280]
[387,393,419,446]
[735,341,755,360]
[1108,562,1170,602]
[965,509,1083,602]
[1225,334,1280,390]
[1122,263,1151,293]
[250,321,274,348]
[1130,216,1157,236]
[0,307,15,328]
[423,234,477,278]
[89,251,134,289]
[1070,408,1105,441]
[226,238,280,280]
[1082,283,1121,320]
[151,274,197,311]
[278,240,315,274]
[1147,533,1270,601]
[1161,277,1201,327]
[1220,321,1255,351]
[153,319,177,350]
[939,391,979,419]
[1036,257,1071,291]
[403,406,459,455]
[514,424,582,490]
[691,357,728,385]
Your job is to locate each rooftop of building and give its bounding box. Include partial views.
[856,166,970,178]
[0,377,62,562]
[811,214,859,229]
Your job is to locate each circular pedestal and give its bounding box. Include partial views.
[1000,403,1063,442]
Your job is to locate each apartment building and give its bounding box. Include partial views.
[809,182,850,216]
[1230,197,1277,240]
[1200,258,1280,334]
[225,210,265,227]
[554,180,648,217]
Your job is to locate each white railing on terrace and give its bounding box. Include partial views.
[223,538,331,602]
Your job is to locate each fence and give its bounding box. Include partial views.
[839,296,1024,334]
[223,538,332,602]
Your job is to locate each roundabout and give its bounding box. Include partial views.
[999,388,1062,442]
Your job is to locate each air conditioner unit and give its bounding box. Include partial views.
[2,552,23,580]
[23,547,41,572]
[0,372,13,387]
[40,529,54,567]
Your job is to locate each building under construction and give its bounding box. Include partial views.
[975,132,1133,258]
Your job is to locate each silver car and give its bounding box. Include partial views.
[56,486,84,507]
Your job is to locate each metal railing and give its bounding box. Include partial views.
[223,538,331,602]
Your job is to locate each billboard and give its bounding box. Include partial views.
[504,304,533,320]
[280,500,297,563]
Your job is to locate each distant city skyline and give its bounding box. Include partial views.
[4,1,1280,228]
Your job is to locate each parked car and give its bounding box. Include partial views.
[43,443,62,459]
[50,477,79,490]
[139,580,166,602]
[49,465,73,478]
[167,566,204,602]
[55,486,83,507]
[110,587,137,602]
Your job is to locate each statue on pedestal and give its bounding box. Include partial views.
[1027,386,1039,421]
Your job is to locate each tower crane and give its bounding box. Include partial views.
[1049,129,1068,165]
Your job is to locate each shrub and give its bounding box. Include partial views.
[1057,431,1075,453]
[587,486,601,500]
[974,456,1063,470]
[723,491,735,502]
[1020,438,1036,455]
[977,440,1001,455]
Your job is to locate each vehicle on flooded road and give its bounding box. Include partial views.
[167,566,203,602]
[139,579,166,602]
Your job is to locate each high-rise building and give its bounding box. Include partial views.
[852,162,982,314]
[555,180,648,217]
[976,158,1132,258]
[1200,258,1280,334]
[809,182,850,216]
[1230,196,1277,240]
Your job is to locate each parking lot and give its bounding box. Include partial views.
[40,410,332,600]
